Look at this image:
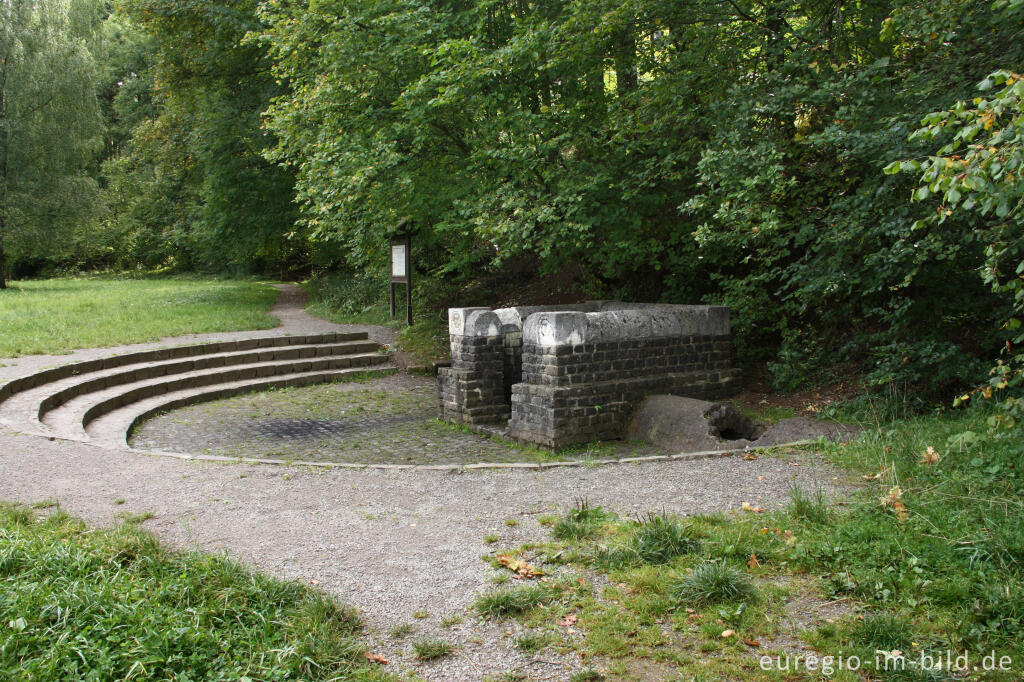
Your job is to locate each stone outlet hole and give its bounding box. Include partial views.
[704,404,763,441]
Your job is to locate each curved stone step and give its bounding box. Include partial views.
[42,352,389,441]
[0,331,369,406]
[90,366,397,450]
[36,339,380,423]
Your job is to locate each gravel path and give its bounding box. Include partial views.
[0,285,849,679]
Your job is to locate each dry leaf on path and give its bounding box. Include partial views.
[557,614,578,627]
[743,638,761,647]
[741,502,766,513]
[364,652,388,664]
[497,553,544,578]
[721,629,736,638]
[921,446,940,465]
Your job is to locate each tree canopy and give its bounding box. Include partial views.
[3,0,1024,407]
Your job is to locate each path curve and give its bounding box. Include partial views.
[0,284,849,680]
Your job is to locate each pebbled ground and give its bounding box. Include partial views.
[0,284,850,679]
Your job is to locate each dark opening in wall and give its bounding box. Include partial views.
[704,404,763,442]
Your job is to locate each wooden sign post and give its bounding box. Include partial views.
[389,220,413,325]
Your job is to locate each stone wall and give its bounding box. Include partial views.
[438,303,741,446]
[437,308,509,425]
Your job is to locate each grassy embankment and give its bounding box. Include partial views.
[0,278,279,357]
[472,409,1024,680]
[0,502,391,680]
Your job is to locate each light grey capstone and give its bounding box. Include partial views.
[523,311,589,346]
[448,307,491,336]
[461,310,502,338]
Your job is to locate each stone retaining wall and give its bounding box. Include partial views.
[437,303,740,447]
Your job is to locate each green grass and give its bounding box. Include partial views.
[0,277,278,357]
[0,501,389,680]
[473,584,560,619]
[672,561,757,607]
[478,408,1024,679]
[411,638,455,661]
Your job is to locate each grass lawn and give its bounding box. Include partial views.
[474,409,1024,680]
[0,502,390,681]
[0,278,279,357]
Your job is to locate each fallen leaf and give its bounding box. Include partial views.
[721,629,736,638]
[741,502,766,513]
[880,486,908,520]
[784,530,796,545]
[748,553,760,569]
[743,453,758,461]
[921,446,940,465]
[862,471,884,481]
[743,638,761,647]
[557,614,578,627]
[364,652,388,664]
[497,553,544,578]
[758,475,765,481]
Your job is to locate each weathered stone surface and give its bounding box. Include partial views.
[440,302,741,447]
[448,307,491,336]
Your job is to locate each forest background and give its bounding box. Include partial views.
[2,0,1023,413]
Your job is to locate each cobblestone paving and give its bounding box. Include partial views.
[130,373,669,465]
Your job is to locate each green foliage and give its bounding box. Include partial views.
[787,484,831,525]
[672,561,757,608]
[473,584,558,619]
[552,500,610,541]
[0,502,387,680]
[892,70,1024,427]
[0,0,105,285]
[411,638,455,661]
[249,0,1024,400]
[630,513,702,565]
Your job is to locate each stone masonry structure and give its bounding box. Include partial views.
[437,302,740,448]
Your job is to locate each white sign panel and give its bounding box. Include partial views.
[391,244,407,278]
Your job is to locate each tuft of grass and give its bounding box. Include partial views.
[30,498,59,509]
[553,499,609,541]
[673,561,757,607]
[630,513,701,564]
[513,632,549,652]
[504,519,519,527]
[474,584,558,619]
[0,501,381,680]
[439,613,463,627]
[391,623,414,638]
[787,484,830,525]
[484,534,500,544]
[850,612,916,650]
[569,669,605,682]
[0,278,278,357]
[412,638,455,661]
[412,609,429,619]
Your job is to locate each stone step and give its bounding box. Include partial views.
[35,339,380,423]
[89,366,397,451]
[42,352,389,441]
[0,331,369,406]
